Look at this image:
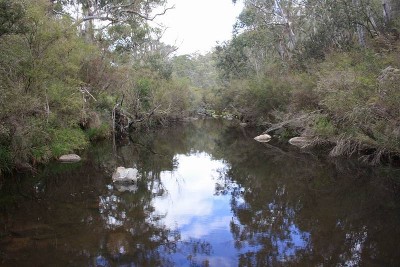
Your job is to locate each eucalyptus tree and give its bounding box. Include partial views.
[50,0,177,95]
[215,31,268,79]
[382,0,400,24]
[51,0,173,42]
[171,53,219,89]
[230,0,398,64]
[232,0,310,61]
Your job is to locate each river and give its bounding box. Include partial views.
[1,119,400,266]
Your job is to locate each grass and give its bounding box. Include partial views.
[50,128,89,157]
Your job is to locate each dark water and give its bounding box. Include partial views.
[1,119,400,267]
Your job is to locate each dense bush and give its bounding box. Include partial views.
[212,46,400,163]
[0,0,195,173]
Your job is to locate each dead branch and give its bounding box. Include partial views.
[73,5,175,27]
[263,111,320,134]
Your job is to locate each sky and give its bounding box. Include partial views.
[154,0,244,55]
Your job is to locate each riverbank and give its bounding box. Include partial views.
[210,48,400,165]
[0,0,200,176]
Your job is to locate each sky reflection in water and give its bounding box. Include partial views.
[152,152,310,265]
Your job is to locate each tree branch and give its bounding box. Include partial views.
[74,5,175,26]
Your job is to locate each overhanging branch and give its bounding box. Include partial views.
[74,5,175,27]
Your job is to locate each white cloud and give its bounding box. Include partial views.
[155,0,243,55]
[152,153,230,238]
[181,215,232,239]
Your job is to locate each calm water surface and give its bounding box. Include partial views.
[1,119,400,266]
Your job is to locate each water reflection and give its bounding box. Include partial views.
[153,153,237,266]
[0,119,400,266]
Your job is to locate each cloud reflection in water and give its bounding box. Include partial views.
[152,152,310,265]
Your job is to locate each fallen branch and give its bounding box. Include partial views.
[263,111,320,134]
[128,104,162,128]
[80,86,97,102]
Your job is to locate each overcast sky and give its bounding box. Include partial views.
[154,0,243,55]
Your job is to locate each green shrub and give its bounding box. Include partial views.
[86,123,111,141]
[279,128,298,141]
[50,128,89,157]
[96,93,117,111]
[313,115,336,137]
[31,145,52,163]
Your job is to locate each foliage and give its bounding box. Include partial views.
[50,128,89,157]
[313,115,337,137]
[117,67,193,127]
[0,0,26,37]
[171,53,218,89]
[298,50,400,162]
[210,1,400,163]
[86,123,111,141]
[0,0,191,173]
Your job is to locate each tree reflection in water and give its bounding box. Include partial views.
[212,122,400,266]
[126,119,400,266]
[1,119,400,266]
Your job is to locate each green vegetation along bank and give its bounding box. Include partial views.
[208,0,400,165]
[0,0,201,175]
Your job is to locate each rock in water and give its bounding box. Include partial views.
[112,167,138,183]
[114,183,138,193]
[288,136,312,148]
[254,134,271,142]
[59,154,81,162]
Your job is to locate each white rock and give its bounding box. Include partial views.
[112,167,139,183]
[254,134,271,142]
[59,154,81,162]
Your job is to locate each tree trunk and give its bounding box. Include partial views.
[356,24,366,47]
[382,0,391,24]
[82,1,95,42]
[353,0,366,47]
[391,0,400,21]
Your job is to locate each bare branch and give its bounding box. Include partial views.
[74,4,175,27]
[119,5,175,21]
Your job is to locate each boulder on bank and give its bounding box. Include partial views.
[112,167,139,183]
[254,134,271,142]
[288,136,312,148]
[59,154,81,162]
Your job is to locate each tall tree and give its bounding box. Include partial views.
[52,0,173,41]
[229,0,397,65]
